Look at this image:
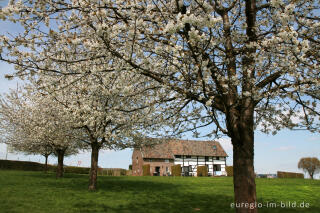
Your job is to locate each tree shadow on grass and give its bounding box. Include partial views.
[68,176,235,213]
[71,177,319,213]
[17,173,320,213]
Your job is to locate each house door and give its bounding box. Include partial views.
[154,166,160,176]
[183,166,189,176]
[213,164,221,176]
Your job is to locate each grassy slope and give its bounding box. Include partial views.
[0,170,319,213]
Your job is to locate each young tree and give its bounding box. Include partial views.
[8,141,53,173]
[1,0,320,211]
[1,21,177,189]
[39,69,172,190]
[0,87,84,177]
[298,157,320,179]
[0,90,54,172]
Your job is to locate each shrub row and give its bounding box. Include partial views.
[0,160,129,176]
[0,160,91,174]
[197,165,208,177]
[143,164,151,176]
[0,159,45,171]
[226,166,233,176]
[65,166,90,174]
[101,168,127,176]
[171,164,181,176]
[277,171,304,179]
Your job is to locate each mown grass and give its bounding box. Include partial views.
[0,170,319,213]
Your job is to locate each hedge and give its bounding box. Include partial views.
[226,166,233,176]
[0,160,132,176]
[277,171,304,178]
[171,164,181,176]
[0,160,90,174]
[143,164,151,176]
[197,165,208,177]
[66,166,90,174]
[101,168,127,176]
[0,159,45,171]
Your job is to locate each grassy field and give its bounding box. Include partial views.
[0,170,319,213]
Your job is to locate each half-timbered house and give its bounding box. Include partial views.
[132,139,228,176]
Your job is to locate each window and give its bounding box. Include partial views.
[216,157,220,160]
[186,155,191,158]
[136,156,138,164]
[175,155,181,158]
[213,145,217,150]
[165,159,169,163]
[214,165,221,171]
[205,156,209,161]
[166,167,169,172]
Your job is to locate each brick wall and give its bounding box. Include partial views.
[132,149,144,176]
[132,150,174,176]
[146,161,174,176]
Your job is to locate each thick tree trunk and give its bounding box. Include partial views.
[88,142,100,191]
[227,105,257,213]
[56,149,65,178]
[232,131,257,213]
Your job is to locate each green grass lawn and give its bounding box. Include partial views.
[0,170,319,213]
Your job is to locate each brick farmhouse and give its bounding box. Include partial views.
[132,139,228,176]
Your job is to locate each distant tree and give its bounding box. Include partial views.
[298,157,320,179]
[0,87,85,177]
[7,142,54,173]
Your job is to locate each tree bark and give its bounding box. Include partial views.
[88,142,100,191]
[56,149,65,178]
[232,131,257,213]
[229,0,257,212]
[227,105,257,213]
[44,154,49,173]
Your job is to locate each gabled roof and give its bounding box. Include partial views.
[137,139,228,159]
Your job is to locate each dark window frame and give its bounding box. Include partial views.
[214,164,221,171]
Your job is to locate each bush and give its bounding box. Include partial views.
[0,160,131,176]
[106,169,114,176]
[226,166,233,176]
[101,168,128,176]
[126,170,132,176]
[197,165,208,177]
[65,166,90,174]
[171,164,181,176]
[277,171,304,178]
[0,160,45,171]
[0,160,90,174]
[143,164,151,176]
[128,164,132,170]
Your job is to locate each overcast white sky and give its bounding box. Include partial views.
[0,1,319,178]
